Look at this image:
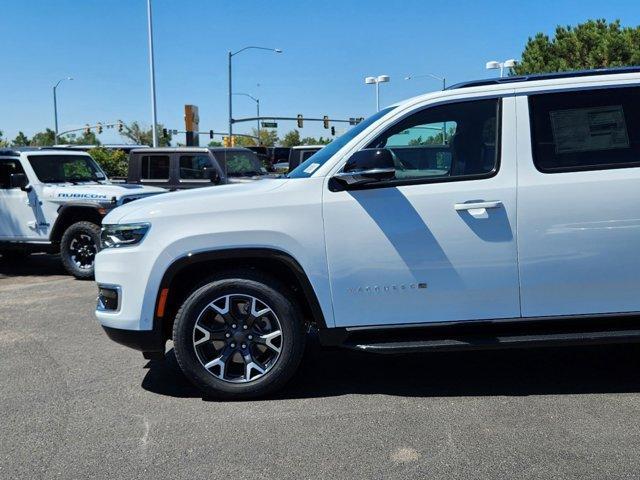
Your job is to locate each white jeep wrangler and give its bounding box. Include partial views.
[0,148,164,278]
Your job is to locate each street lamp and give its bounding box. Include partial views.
[53,77,73,145]
[233,93,260,144]
[228,46,281,145]
[364,75,390,112]
[486,59,517,78]
[147,0,159,147]
[405,73,446,90]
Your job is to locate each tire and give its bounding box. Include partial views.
[173,270,306,400]
[60,221,101,280]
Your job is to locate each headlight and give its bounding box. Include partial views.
[101,223,150,249]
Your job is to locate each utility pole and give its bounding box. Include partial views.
[147,0,159,147]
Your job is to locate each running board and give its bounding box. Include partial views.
[345,329,640,354]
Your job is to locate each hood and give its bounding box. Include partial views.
[103,178,289,224]
[43,183,166,205]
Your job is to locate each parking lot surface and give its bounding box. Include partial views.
[1,255,640,479]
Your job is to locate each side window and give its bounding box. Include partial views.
[529,87,640,172]
[0,159,26,189]
[179,155,212,180]
[140,155,170,180]
[367,98,500,181]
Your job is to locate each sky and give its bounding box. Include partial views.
[2,0,640,145]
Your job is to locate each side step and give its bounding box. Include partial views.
[318,313,640,353]
[347,329,640,354]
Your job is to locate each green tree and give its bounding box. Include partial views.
[0,130,7,147]
[232,128,279,147]
[281,129,301,147]
[30,128,56,146]
[301,136,332,145]
[120,121,171,146]
[88,147,128,178]
[514,19,640,75]
[73,131,101,146]
[208,140,223,147]
[11,131,30,146]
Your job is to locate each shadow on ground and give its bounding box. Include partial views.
[0,254,67,279]
[141,339,640,400]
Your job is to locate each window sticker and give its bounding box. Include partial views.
[550,105,630,154]
[303,163,320,174]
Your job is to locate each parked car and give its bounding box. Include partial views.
[0,148,164,278]
[96,67,640,399]
[246,146,270,169]
[126,147,268,190]
[269,146,290,170]
[287,145,324,171]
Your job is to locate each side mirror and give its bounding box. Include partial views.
[9,173,30,191]
[203,167,222,185]
[332,149,395,187]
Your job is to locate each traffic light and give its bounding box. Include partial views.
[331,126,336,136]
[117,120,124,133]
[162,128,168,138]
[222,136,230,147]
[97,122,103,134]
[323,115,329,129]
[209,130,214,139]
[84,124,90,135]
[297,114,303,128]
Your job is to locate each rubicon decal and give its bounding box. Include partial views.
[57,192,109,200]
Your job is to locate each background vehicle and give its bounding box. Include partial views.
[269,147,290,171]
[0,148,164,278]
[96,67,640,399]
[246,146,271,170]
[126,147,269,190]
[287,145,323,171]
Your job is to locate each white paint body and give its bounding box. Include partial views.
[95,71,640,334]
[0,150,164,242]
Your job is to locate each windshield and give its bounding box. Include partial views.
[288,107,395,178]
[28,154,106,183]
[217,150,267,177]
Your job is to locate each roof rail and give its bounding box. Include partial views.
[447,66,640,90]
[0,148,20,156]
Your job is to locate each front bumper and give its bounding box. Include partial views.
[95,243,171,355]
[102,325,164,358]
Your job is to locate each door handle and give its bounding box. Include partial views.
[454,201,502,211]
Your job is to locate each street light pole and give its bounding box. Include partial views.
[486,59,517,78]
[53,77,73,145]
[228,46,281,147]
[365,75,390,112]
[404,73,446,90]
[233,93,260,144]
[147,0,158,147]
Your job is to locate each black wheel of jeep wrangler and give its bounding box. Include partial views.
[173,271,306,400]
[60,221,101,280]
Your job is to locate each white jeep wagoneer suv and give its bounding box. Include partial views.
[96,67,640,399]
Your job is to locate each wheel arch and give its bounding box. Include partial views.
[51,204,106,243]
[156,248,327,341]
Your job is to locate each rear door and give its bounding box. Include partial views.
[517,85,640,316]
[139,153,172,189]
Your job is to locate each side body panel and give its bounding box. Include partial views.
[322,96,520,327]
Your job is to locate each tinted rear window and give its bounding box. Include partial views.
[529,87,640,172]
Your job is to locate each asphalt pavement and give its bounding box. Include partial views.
[1,254,640,479]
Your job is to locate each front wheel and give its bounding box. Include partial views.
[173,272,306,399]
[60,221,101,279]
